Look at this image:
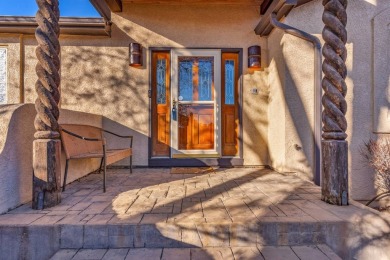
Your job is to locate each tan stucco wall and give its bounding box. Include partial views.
[266,0,390,199]
[267,23,316,179]
[0,104,34,213]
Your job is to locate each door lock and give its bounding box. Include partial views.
[172,98,177,121]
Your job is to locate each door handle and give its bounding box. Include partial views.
[172,98,177,121]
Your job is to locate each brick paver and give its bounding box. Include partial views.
[11,167,343,229]
[2,167,387,259]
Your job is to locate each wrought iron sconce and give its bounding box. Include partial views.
[248,45,261,69]
[129,42,142,67]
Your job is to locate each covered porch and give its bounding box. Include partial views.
[1,0,390,259]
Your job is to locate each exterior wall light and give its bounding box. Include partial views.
[129,42,143,67]
[248,45,261,69]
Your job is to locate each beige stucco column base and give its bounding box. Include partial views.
[32,139,61,209]
[321,140,349,206]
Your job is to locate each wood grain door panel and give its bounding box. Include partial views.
[152,52,170,157]
[179,104,214,150]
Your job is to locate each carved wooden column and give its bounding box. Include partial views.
[321,0,348,205]
[32,0,61,209]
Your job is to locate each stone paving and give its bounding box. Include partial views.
[1,168,389,260]
[50,245,342,260]
[3,168,348,226]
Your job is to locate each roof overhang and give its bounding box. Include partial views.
[0,16,110,37]
[104,0,122,12]
[256,0,315,36]
[90,0,112,21]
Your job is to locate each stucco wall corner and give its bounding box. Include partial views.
[0,104,35,214]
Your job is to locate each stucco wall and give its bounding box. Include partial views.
[0,104,116,214]
[266,0,390,199]
[267,16,317,179]
[0,104,34,213]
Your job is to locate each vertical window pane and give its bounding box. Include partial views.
[0,48,6,104]
[156,58,166,104]
[198,59,213,101]
[225,60,235,105]
[179,59,193,101]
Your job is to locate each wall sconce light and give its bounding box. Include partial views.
[129,42,142,67]
[248,45,261,69]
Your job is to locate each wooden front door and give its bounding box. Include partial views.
[151,49,240,159]
[171,49,221,157]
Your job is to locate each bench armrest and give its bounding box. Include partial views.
[61,127,104,142]
[102,129,133,148]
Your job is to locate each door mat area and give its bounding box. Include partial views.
[170,167,215,174]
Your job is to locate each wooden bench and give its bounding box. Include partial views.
[60,124,133,192]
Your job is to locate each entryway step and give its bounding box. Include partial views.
[50,245,342,260]
[59,221,328,249]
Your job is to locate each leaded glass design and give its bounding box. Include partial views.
[198,59,213,101]
[0,48,6,104]
[225,60,235,105]
[178,59,193,101]
[156,58,166,104]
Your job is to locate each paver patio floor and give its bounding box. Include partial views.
[3,168,355,225]
[1,168,389,259]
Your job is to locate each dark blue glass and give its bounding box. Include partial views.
[179,60,193,101]
[225,60,235,105]
[198,60,213,101]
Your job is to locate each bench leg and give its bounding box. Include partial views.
[103,154,107,193]
[62,159,69,192]
[130,156,133,174]
[98,158,104,174]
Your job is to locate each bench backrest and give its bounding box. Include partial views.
[60,124,104,159]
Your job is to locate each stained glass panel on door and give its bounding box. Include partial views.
[178,59,193,101]
[225,60,235,105]
[198,59,213,101]
[156,58,166,104]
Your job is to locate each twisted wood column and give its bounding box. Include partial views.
[32,0,61,209]
[321,0,349,206]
